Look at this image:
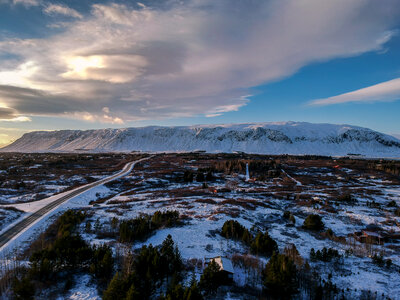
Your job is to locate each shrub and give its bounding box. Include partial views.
[183,171,194,182]
[303,214,324,231]
[283,211,290,219]
[372,254,385,267]
[337,194,356,203]
[395,208,400,217]
[289,214,296,224]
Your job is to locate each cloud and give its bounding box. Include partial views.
[0,0,399,123]
[309,78,400,106]
[0,105,31,122]
[12,0,39,7]
[43,3,83,19]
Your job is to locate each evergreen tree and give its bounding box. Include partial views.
[103,272,126,300]
[205,171,214,182]
[12,276,35,300]
[262,253,298,299]
[184,280,204,300]
[183,170,194,182]
[303,214,324,231]
[199,260,223,294]
[250,231,278,257]
[196,172,205,182]
[125,283,140,300]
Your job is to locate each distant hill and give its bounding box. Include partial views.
[2,122,400,157]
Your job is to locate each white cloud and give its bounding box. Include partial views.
[44,4,83,19]
[12,0,39,7]
[0,116,31,122]
[0,0,399,123]
[309,78,400,106]
[0,104,31,122]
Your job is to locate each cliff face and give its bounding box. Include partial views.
[3,122,400,157]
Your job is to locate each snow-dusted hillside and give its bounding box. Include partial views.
[2,122,400,157]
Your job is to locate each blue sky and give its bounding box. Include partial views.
[0,0,400,146]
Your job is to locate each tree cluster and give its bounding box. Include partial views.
[302,214,325,231]
[183,170,214,183]
[221,220,278,257]
[159,278,203,300]
[221,220,252,244]
[213,159,280,177]
[366,200,381,209]
[103,235,197,300]
[119,210,181,243]
[372,254,392,268]
[369,161,400,176]
[261,244,344,299]
[310,247,341,262]
[12,210,114,298]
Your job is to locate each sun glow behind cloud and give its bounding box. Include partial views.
[62,56,105,80]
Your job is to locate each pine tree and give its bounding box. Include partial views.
[103,272,126,300]
[184,279,204,300]
[196,172,205,182]
[262,253,298,299]
[199,260,222,294]
[250,231,278,257]
[125,283,140,300]
[303,214,324,231]
[12,276,35,300]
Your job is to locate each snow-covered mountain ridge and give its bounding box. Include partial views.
[2,122,400,157]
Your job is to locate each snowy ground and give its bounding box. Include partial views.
[59,274,100,300]
[1,154,400,299]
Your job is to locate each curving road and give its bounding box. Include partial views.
[0,157,149,250]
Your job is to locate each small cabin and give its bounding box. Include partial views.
[360,231,384,245]
[204,256,234,280]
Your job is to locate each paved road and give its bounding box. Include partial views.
[0,158,147,250]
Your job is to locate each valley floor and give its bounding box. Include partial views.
[0,153,399,299]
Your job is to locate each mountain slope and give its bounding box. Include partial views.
[2,122,400,157]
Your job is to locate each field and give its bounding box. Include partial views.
[0,153,399,299]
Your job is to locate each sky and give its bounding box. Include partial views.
[0,0,400,147]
